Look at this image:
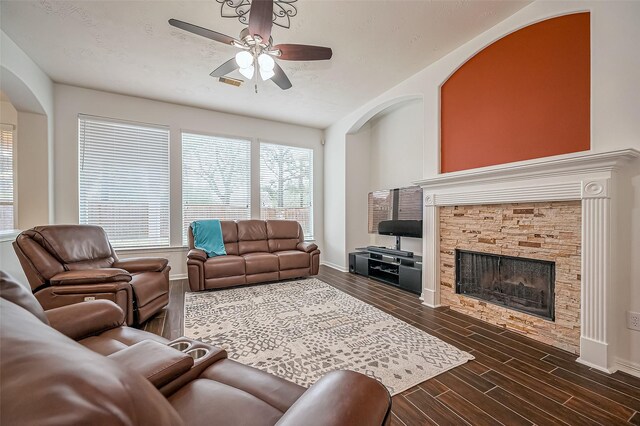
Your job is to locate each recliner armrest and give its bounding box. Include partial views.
[275,371,391,426]
[187,249,207,262]
[50,268,131,285]
[113,257,169,273]
[46,300,126,340]
[297,242,318,253]
[108,340,194,388]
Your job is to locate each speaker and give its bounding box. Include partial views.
[348,253,356,273]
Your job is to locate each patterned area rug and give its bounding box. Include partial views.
[183,278,473,395]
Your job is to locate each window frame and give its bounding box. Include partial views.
[77,114,171,249]
[0,123,16,232]
[258,140,314,240]
[181,130,253,245]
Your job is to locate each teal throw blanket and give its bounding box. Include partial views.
[192,220,227,258]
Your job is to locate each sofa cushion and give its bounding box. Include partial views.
[267,220,301,252]
[201,359,306,413]
[275,251,310,270]
[237,220,269,254]
[30,225,115,266]
[204,255,245,279]
[169,379,284,426]
[242,253,279,274]
[220,221,239,255]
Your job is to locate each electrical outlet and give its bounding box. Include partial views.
[628,311,640,331]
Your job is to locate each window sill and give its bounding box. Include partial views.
[0,230,21,243]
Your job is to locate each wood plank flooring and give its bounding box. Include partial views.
[145,265,640,425]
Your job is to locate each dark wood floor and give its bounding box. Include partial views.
[145,265,640,425]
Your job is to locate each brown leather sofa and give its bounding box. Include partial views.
[0,272,391,425]
[187,220,320,291]
[13,224,170,325]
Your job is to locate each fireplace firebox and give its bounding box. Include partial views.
[455,249,555,321]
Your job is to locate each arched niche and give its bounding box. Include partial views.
[440,12,591,173]
[345,96,425,256]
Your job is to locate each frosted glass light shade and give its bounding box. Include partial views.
[239,65,255,79]
[235,51,253,69]
[258,53,275,72]
[259,67,275,81]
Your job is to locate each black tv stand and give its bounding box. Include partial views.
[349,247,422,295]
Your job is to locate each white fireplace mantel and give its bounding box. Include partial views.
[414,149,639,373]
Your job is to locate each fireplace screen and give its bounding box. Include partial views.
[455,249,555,321]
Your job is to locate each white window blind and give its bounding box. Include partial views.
[0,124,15,231]
[182,132,251,244]
[260,142,313,239]
[78,115,170,248]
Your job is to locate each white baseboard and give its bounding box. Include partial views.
[170,273,187,281]
[615,358,640,378]
[320,261,348,273]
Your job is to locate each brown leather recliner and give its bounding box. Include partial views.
[0,272,392,425]
[13,224,170,325]
[187,220,320,291]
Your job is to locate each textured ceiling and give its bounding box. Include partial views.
[0,0,529,128]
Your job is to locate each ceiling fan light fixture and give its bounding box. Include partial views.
[239,65,255,79]
[259,67,275,81]
[235,51,253,68]
[258,53,275,72]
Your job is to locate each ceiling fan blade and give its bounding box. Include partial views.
[274,44,333,61]
[271,62,292,90]
[169,19,238,46]
[210,58,240,77]
[248,0,273,42]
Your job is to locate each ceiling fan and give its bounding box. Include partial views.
[169,0,332,90]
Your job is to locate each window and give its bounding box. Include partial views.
[182,133,251,244]
[79,115,170,248]
[0,124,15,231]
[260,142,313,239]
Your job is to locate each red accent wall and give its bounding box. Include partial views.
[440,13,590,173]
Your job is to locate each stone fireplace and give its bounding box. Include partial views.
[415,149,639,373]
[440,201,580,353]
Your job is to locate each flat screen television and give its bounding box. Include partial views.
[368,186,423,239]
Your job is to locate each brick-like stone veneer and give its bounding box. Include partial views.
[440,201,581,354]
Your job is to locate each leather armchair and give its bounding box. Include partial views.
[0,272,392,425]
[13,224,170,325]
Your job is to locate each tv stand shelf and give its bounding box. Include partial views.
[349,248,422,294]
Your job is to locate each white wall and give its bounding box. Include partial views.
[345,124,371,257]
[324,1,640,373]
[53,84,324,279]
[368,100,424,254]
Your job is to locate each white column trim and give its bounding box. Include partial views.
[421,193,440,307]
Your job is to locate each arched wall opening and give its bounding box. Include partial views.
[345,96,425,258]
[0,66,51,229]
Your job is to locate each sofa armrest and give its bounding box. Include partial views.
[46,300,126,340]
[108,340,194,388]
[296,242,318,253]
[112,257,168,273]
[50,268,131,286]
[275,371,391,426]
[187,249,207,262]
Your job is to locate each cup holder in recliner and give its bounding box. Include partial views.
[187,348,208,360]
[169,342,191,351]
